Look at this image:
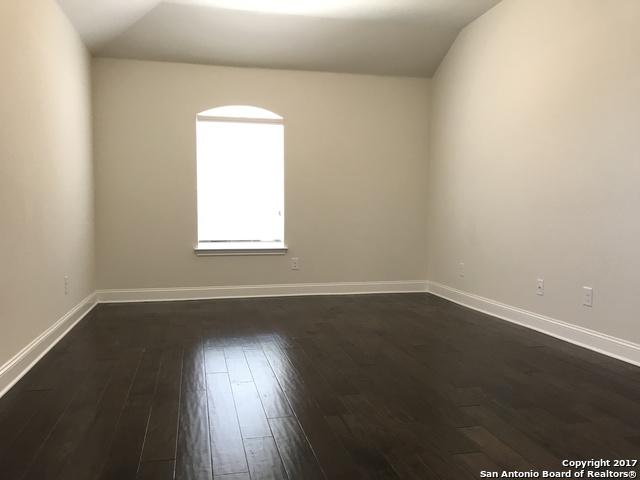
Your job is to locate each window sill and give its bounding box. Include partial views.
[194,242,288,256]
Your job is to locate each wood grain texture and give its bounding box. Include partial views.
[0,293,638,479]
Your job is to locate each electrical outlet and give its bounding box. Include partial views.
[583,286,593,307]
[291,257,300,271]
[536,279,544,296]
[64,276,70,295]
[459,262,465,278]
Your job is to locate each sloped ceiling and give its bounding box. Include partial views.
[56,0,501,77]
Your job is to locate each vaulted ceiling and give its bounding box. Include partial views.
[56,0,501,77]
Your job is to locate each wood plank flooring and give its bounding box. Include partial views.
[1,293,639,479]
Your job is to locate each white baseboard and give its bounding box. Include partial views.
[0,281,425,399]
[0,292,98,398]
[427,282,640,367]
[96,280,429,303]
[4,279,637,401]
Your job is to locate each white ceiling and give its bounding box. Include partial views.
[56,0,501,77]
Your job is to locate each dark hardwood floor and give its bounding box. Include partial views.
[1,293,639,479]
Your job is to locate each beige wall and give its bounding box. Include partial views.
[429,0,640,342]
[92,59,430,289]
[0,1,94,366]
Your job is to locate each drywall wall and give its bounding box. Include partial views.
[429,0,640,342]
[0,0,94,369]
[92,59,429,289]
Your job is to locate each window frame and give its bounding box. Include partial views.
[193,106,287,256]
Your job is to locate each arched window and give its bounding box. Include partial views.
[195,105,285,254]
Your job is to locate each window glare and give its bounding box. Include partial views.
[199,105,283,120]
[196,116,284,243]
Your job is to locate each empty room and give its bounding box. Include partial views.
[2,0,640,478]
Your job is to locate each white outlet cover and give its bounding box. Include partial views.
[583,286,593,307]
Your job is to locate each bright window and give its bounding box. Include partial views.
[195,106,285,254]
